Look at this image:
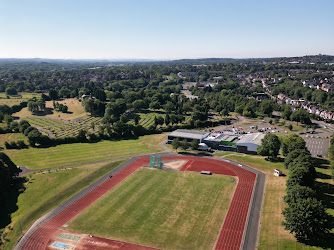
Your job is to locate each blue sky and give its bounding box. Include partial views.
[0,0,333,59]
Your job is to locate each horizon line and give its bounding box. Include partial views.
[0,54,333,62]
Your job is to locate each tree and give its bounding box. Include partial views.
[62,105,68,113]
[284,185,316,205]
[181,139,189,150]
[282,105,292,120]
[257,133,281,161]
[286,166,315,189]
[260,100,274,117]
[134,115,139,125]
[156,115,164,127]
[170,114,178,125]
[282,198,329,242]
[0,152,19,203]
[164,101,174,113]
[49,89,59,100]
[284,149,310,169]
[149,101,161,110]
[4,114,13,125]
[221,109,229,117]
[282,134,306,156]
[132,100,146,111]
[165,114,170,126]
[172,138,180,152]
[27,129,44,146]
[5,87,18,96]
[191,139,199,150]
[291,109,311,125]
[289,161,316,180]
[77,129,88,141]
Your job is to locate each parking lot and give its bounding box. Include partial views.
[304,139,329,157]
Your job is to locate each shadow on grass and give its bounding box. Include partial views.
[317,172,332,180]
[298,231,334,249]
[313,158,330,169]
[0,177,27,229]
[315,181,334,209]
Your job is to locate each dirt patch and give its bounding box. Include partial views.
[162,160,187,170]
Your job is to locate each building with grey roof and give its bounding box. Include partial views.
[167,129,264,154]
[236,133,265,154]
[167,129,210,144]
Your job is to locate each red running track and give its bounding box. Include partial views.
[177,157,256,250]
[20,156,256,250]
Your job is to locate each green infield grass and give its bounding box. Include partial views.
[6,135,163,169]
[66,168,236,249]
[2,159,126,250]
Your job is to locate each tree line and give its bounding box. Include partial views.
[257,133,330,243]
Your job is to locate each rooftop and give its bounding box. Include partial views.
[236,133,264,145]
[168,129,210,140]
[204,132,237,142]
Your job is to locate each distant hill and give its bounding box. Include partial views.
[0,54,333,71]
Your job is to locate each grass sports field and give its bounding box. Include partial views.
[3,160,126,250]
[66,168,236,249]
[220,153,334,249]
[6,134,165,169]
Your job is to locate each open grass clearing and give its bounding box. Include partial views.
[13,98,87,121]
[66,168,236,250]
[0,133,27,148]
[5,134,164,169]
[3,159,127,250]
[220,153,334,249]
[0,92,41,107]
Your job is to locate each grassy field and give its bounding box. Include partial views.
[0,133,27,148]
[219,153,334,249]
[13,98,87,121]
[3,160,127,250]
[66,168,236,249]
[6,134,164,169]
[0,92,41,106]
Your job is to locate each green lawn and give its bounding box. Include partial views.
[0,92,41,106]
[219,153,334,249]
[6,135,163,169]
[67,168,236,250]
[3,160,126,250]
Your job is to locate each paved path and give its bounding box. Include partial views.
[15,154,265,250]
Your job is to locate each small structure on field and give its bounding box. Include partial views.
[150,155,162,169]
[201,171,212,175]
[274,169,282,177]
